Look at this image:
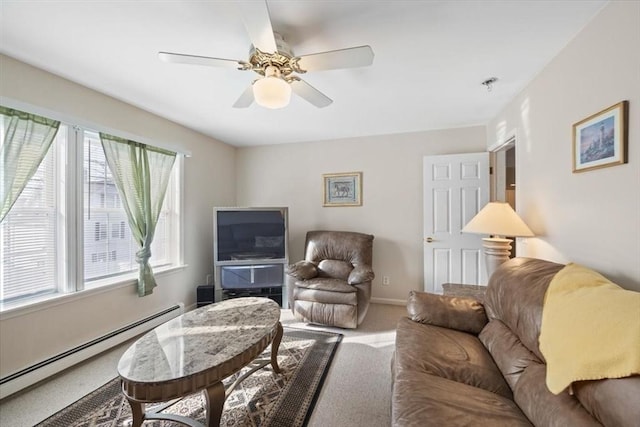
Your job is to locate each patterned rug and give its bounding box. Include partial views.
[36,328,342,427]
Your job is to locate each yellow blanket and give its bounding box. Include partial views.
[539,263,640,395]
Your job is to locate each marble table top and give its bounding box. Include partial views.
[118,297,281,387]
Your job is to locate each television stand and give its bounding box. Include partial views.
[221,286,283,307]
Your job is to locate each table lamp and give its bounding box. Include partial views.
[462,202,534,279]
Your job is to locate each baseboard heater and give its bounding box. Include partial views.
[0,303,184,400]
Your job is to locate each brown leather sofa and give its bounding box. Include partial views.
[391,257,640,426]
[286,230,374,328]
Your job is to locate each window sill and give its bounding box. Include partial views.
[0,264,188,320]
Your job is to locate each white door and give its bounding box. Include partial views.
[423,153,489,293]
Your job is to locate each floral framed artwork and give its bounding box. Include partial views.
[322,172,362,207]
[572,101,628,173]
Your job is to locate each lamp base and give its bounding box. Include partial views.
[482,237,513,280]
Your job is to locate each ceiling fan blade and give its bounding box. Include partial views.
[296,45,374,72]
[159,52,246,69]
[290,79,333,108]
[233,84,255,108]
[238,0,277,54]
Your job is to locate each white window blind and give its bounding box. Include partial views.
[83,132,136,280]
[0,129,63,302]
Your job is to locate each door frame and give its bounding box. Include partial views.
[489,129,522,258]
[489,129,517,203]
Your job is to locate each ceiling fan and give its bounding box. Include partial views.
[158,1,374,109]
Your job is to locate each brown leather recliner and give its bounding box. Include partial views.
[286,230,375,328]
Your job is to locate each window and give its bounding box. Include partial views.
[0,122,182,306]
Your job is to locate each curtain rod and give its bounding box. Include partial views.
[1,96,192,157]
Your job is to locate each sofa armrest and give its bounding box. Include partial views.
[407,290,488,335]
[286,261,318,280]
[348,265,375,285]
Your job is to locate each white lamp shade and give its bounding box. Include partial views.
[253,74,291,109]
[462,202,534,238]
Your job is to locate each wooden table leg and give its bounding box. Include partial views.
[127,398,145,427]
[271,322,283,374]
[204,381,225,427]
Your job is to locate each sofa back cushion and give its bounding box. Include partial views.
[479,320,541,390]
[483,257,564,361]
[317,259,352,280]
[304,230,373,265]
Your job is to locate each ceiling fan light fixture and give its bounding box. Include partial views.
[253,65,291,109]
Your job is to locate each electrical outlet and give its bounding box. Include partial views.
[382,276,390,286]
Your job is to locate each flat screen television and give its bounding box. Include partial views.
[213,207,288,263]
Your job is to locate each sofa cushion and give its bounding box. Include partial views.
[392,370,532,427]
[484,257,564,360]
[572,376,640,427]
[407,290,488,335]
[513,363,600,427]
[479,319,542,390]
[394,317,512,398]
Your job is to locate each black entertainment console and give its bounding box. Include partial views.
[222,286,283,306]
[196,284,283,307]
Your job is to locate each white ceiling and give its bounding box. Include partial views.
[0,0,606,147]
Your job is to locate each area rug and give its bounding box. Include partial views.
[36,327,342,427]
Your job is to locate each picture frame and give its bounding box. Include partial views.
[572,101,628,173]
[322,172,362,207]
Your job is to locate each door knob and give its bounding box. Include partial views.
[425,237,434,243]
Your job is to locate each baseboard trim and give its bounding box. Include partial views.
[0,303,184,400]
[371,297,406,306]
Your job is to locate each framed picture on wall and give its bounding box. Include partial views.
[322,172,362,206]
[572,101,628,173]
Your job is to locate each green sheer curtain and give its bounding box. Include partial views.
[100,133,176,297]
[0,106,60,222]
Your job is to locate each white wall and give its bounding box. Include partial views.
[487,1,640,290]
[236,127,486,303]
[0,55,236,377]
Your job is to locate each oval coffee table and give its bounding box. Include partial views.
[117,297,283,427]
